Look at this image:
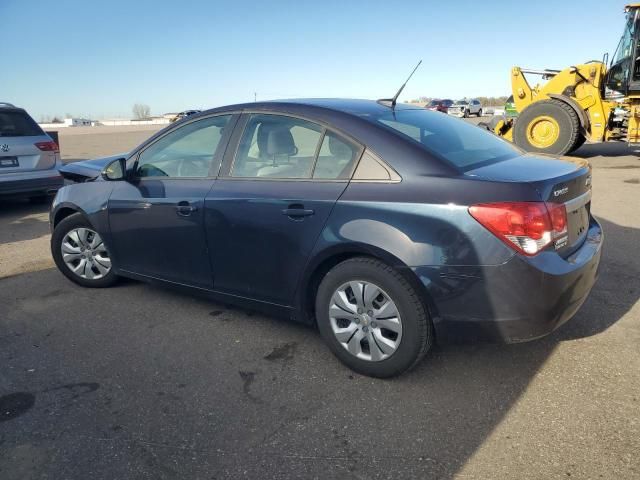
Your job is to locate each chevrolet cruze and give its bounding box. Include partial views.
[50,99,603,377]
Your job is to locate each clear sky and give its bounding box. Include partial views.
[1,0,627,120]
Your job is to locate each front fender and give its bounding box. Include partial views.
[50,182,115,249]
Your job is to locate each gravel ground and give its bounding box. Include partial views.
[0,122,638,479]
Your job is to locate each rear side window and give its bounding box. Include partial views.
[0,111,44,137]
[312,132,358,179]
[232,114,359,180]
[372,109,519,170]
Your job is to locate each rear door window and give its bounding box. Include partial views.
[312,132,359,179]
[231,114,360,180]
[0,111,44,137]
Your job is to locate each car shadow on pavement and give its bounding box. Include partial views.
[573,142,640,159]
[0,216,637,479]
[0,198,52,245]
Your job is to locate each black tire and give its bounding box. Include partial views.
[51,213,118,288]
[477,108,483,117]
[315,257,433,378]
[568,134,587,154]
[463,109,469,118]
[513,99,580,155]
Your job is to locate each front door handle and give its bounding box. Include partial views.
[282,206,315,218]
[175,201,198,217]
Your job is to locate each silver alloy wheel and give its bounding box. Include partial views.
[61,228,111,280]
[329,281,403,362]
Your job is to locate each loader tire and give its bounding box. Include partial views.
[513,99,580,155]
[568,134,587,154]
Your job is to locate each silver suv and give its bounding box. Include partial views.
[0,102,63,200]
[447,99,483,118]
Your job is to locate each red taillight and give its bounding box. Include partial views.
[35,141,59,153]
[469,202,567,256]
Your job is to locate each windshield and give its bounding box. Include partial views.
[370,109,520,170]
[454,100,467,105]
[427,100,440,106]
[613,10,637,64]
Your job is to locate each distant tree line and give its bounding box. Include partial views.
[409,96,509,106]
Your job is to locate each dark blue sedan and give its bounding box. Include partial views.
[50,99,602,377]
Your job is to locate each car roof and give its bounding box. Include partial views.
[203,98,424,118]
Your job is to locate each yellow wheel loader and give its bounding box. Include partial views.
[491,3,640,155]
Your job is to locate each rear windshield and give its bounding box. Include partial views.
[0,111,44,137]
[370,109,520,170]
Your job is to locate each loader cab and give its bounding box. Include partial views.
[606,5,640,95]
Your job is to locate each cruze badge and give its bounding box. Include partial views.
[553,186,569,197]
[0,144,9,152]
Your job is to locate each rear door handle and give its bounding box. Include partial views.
[282,207,315,218]
[175,201,198,216]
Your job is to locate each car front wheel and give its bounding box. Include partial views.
[51,213,118,288]
[315,257,433,378]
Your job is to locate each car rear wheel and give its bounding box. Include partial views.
[51,213,118,288]
[315,257,433,378]
[477,108,483,117]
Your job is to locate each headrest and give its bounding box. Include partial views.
[328,135,352,159]
[257,123,297,156]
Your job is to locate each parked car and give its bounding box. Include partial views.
[447,99,483,118]
[425,99,453,113]
[0,102,63,201]
[51,99,602,378]
[171,110,202,122]
[505,95,518,118]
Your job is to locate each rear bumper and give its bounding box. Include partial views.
[413,217,603,343]
[0,169,63,196]
[447,110,465,117]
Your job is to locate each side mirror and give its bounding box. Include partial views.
[102,157,127,181]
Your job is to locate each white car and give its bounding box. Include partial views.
[447,99,483,118]
[0,102,63,201]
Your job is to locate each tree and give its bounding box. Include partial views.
[132,103,151,119]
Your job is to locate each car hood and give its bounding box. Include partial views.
[59,153,128,182]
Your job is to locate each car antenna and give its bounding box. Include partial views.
[377,60,422,108]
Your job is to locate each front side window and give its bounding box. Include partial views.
[136,115,231,178]
[372,109,519,170]
[232,114,358,180]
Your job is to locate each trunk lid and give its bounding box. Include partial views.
[0,135,57,173]
[465,154,592,256]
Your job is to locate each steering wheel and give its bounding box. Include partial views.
[177,157,208,177]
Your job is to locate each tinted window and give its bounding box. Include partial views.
[374,109,519,169]
[232,114,323,179]
[0,111,44,137]
[312,132,358,179]
[137,115,230,178]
